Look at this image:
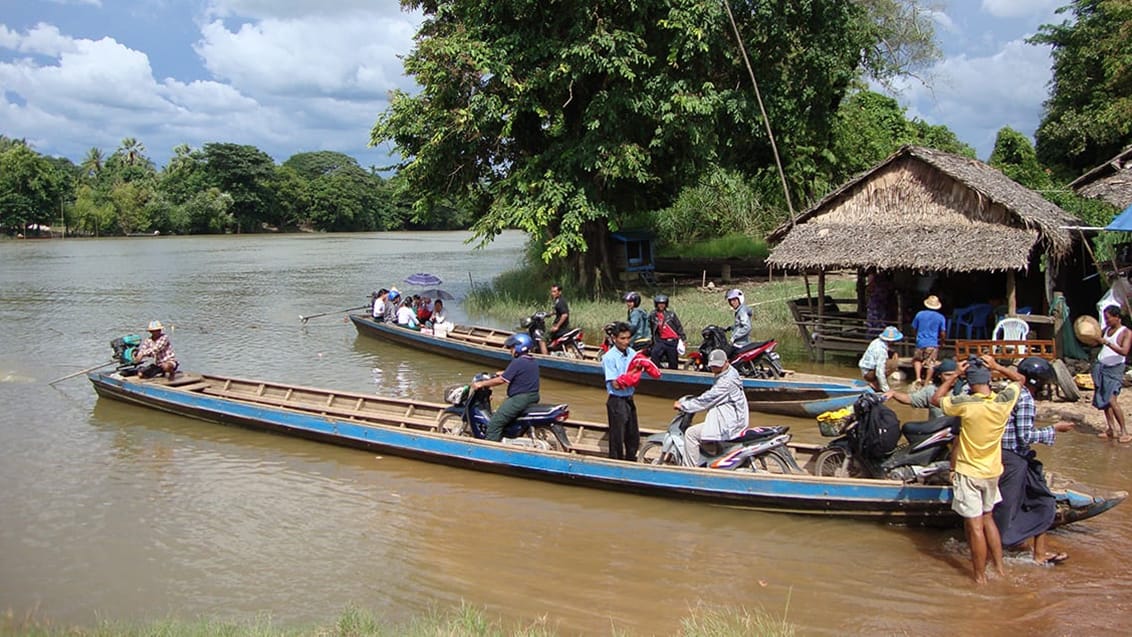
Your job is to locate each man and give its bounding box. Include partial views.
[383,289,400,323]
[675,349,749,467]
[648,294,686,370]
[931,354,1022,584]
[136,320,178,380]
[884,357,958,420]
[911,295,947,386]
[993,357,1074,565]
[858,326,902,392]
[726,289,753,349]
[540,284,570,355]
[471,333,540,442]
[624,291,651,349]
[602,322,639,460]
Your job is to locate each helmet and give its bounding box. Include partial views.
[388,290,400,302]
[1016,357,1053,387]
[725,288,742,302]
[653,294,669,307]
[623,291,641,307]
[504,333,534,355]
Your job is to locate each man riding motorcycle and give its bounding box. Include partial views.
[673,349,749,466]
[470,333,540,441]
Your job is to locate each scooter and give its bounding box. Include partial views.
[441,372,574,451]
[638,405,803,473]
[521,311,586,358]
[814,394,959,483]
[686,325,785,378]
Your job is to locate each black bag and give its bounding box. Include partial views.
[851,393,901,460]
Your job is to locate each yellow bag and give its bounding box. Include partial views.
[1074,373,1095,390]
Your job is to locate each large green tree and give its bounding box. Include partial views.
[374,0,939,292]
[1031,0,1132,177]
[200,143,278,232]
[0,142,68,234]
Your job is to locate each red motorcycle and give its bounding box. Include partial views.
[686,325,786,378]
[521,311,586,358]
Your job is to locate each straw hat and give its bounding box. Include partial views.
[1074,315,1103,346]
[924,295,942,310]
[147,320,164,332]
[879,326,903,342]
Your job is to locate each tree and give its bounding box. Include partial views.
[0,143,66,234]
[988,127,1051,190]
[283,151,363,181]
[199,143,278,232]
[375,0,933,292]
[80,147,104,181]
[1030,0,1132,177]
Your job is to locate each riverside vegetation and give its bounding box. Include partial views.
[1,603,795,637]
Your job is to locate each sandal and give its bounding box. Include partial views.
[1041,552,1069,566]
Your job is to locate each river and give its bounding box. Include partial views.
[1,232,1129,635]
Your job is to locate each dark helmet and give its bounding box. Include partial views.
[623,291,641,307]
[653,294,669,307]
[1017,356,1053,387]
[504,333,534,356]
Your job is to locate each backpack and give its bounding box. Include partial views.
[851,393,901,460]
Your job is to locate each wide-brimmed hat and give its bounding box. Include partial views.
[707,349,728,368]
[879,326,903,342]
[924,295,942,310]
[147,320,164,332]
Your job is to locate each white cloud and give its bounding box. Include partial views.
[980,0,1062,19]
[205,0,407,21]
[45,0,102,6]
[889,37,1052,158]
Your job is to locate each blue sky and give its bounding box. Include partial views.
[0,0,1069,169]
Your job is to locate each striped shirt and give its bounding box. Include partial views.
[1000,388,1055,456]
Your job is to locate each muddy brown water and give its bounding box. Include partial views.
[1,232,1130,635]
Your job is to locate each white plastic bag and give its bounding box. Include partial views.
[676,339,686,355]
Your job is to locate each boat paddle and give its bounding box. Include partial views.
[299,305,367,324]
[48,360,117,385]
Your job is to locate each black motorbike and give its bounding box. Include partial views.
[687,325,785,378]
[814,394,959,483]
[441,373,573,451]
[521,311,586,358]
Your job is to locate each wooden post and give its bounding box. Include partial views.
[721,263,732,283]
[1006,271,1017,314]
[817,270,827,363]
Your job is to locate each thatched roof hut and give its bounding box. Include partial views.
[1069,146,1132,210]
[767,145,1079,272]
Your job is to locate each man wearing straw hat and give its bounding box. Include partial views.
[858,326,903,392]
[136,320,178,380]
[911,295,948,387]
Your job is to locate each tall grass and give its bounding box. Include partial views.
[656,233,769,260]
[1,604,795,637]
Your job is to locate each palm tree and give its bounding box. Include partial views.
[80,147,103,179]
[117,138,145,165]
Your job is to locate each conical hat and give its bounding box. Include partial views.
[1074,315,1103,346]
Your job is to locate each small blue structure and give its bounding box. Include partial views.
[610,230,656,283]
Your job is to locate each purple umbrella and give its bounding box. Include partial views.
[404,272,442,286]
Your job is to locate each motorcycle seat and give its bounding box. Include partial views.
[902,416,959,437]
[728,425,788,443]
[736,340,772,354]
[557,328,583,339]
[517,403,569,419]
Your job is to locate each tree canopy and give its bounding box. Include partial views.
[374,0,943,290]
[1031,0,1132,177]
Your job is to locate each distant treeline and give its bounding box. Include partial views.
[0,137,473,236]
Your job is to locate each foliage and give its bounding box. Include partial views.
[988,126,1052,190]
[200,143,279,232]
[0,141,69,234]
[1030,0,1132,178]
[656,233,769,260]
[654,168,774,243]
[375,0,940,292]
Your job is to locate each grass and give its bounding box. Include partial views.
[466,266,857,362]
[1,604,795,637]
[655,233,770,260]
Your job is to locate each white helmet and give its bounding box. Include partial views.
[725,289,744,304]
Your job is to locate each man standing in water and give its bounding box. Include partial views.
[932,354,1022,584]
[602,322,639,460]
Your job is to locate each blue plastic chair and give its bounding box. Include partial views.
[951,303,994,339]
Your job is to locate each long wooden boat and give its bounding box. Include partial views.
[348,314,871,418]
[88,370,1125,527]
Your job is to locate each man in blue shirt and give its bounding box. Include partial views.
[911,295,948,387]
[602,321,639,460]
[472,333,540,442]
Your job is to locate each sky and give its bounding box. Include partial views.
[0,0,1071,170]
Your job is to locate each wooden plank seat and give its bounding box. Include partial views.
[199,385,446,431]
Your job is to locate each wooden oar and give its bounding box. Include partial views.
[299,305,367,324]
[48,360,116,385]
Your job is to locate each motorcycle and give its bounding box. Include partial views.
[814,394,959,483]
[521,311,586,358]
[638,403,803,473]
[440,372,573,451]
[686,325,785,378]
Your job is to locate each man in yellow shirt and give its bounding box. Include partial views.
[931,354,1022,584]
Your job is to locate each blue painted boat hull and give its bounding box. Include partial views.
[349,314,869,418]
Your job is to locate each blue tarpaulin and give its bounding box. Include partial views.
[1105,204,1132,232]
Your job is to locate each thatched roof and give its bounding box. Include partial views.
[767,145,1079,272]
[1069,146,1132,209]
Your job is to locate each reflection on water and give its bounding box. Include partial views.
[1,233,1130,635]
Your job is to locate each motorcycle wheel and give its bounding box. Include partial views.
[566,341,585,359]
[768,358,786,378]
[753,448,803,475]
[638,441,679,465]
[815,448,860,478]
[436,413,467,436]
[735,361,756,377]
[532,427,566,451]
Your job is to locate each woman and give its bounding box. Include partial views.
[1092,305,1130,442]
[396,298,420,330]
[623,291,650,350]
